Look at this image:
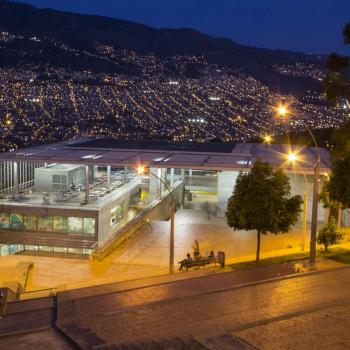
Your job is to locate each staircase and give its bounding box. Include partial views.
[94,334,255,350]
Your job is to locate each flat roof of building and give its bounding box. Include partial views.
[0,138,331,173]
[70,138,237,153]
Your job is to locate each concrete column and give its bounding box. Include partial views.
[89,165,96,183]
[13,161,19,195]
[85,165,90,203]
[189,169,193,177]
[170,168,175,189]
[107,165,111,188]
[181,169,185,180]
[158,168,162,198]
[124,166,128,182]
[217,171,239,217]
[161,168,166,196]
[149,167,161,200]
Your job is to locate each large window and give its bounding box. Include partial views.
[0,212,95,236]
[10,214,24,230]
[110,204,124,227]
[83,218,95,235]
[24,215,38,230]
[38,216,53,232]
[53,216,68,232]
[0,213,10,229]
[68,217,83,233]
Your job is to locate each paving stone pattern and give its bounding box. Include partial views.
[58,266,350,348]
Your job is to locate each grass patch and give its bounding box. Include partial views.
[321,247,350,265]
[228,246,350,270]
[228,251,310,270]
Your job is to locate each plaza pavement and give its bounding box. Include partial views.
[54,265,350,349]
[0,208,345,295]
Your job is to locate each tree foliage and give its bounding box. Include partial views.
[316,218,342,252]
[319,178,337,209]
[330,120,350,160]
[324,22,350,107]
[328,154,350,209]
[319,178,341,223]
[324,21,350,160]
[226,159,302,263]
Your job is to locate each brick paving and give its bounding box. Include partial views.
[56,266,350,348]
[234,303,350,349]
[57,262,299,321]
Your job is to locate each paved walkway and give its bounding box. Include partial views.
[55,266,350,348]
[56,262,301,322]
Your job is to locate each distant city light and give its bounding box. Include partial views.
[208,96,221,101]
[188,118,206,124]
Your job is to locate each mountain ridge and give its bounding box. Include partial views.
[0,1,324,95]
[0,1,319,58]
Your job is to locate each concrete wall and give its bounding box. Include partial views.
[217,171,239,217]
[91,182,184,261]
[149,167,161,202]
[34,165,85,192]
[97,184,140,243]
[287,173,326,224]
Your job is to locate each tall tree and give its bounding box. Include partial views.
[226,159,302,264]
[328,154,350,209]
[324,22,350,107]
[324,22,350,159]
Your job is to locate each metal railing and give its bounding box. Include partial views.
[99,177,141,207]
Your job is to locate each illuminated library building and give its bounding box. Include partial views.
[0,138,345,257]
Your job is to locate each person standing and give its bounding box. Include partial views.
[192,240,201,260]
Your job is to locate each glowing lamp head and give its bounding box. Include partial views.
[5,119,12,126]
[264,135,272,143]
[276,105,289,117]
[137,165,145,176]
[287,153,297,162]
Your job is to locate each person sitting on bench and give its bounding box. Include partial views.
[207,251,215,259]
[178,253,193,271]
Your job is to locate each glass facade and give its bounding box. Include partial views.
[0,212,96,236]
[110,203,124,227]
[0,212,10,228]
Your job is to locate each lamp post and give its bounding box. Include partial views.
[137,165,176,273]
[286,152,308,252]
[277,105,320,264]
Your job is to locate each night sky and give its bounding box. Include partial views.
[16,0,350,55]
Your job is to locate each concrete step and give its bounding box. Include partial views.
[199,333,256,349]
[94,337,208,350]
[0,297,55,336]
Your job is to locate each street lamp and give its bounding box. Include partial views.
[287,152,298,162]
[277,104,320,263]
[263,134,272,144]
[137,165,176,273]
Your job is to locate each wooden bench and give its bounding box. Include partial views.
[180,257,218,271]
